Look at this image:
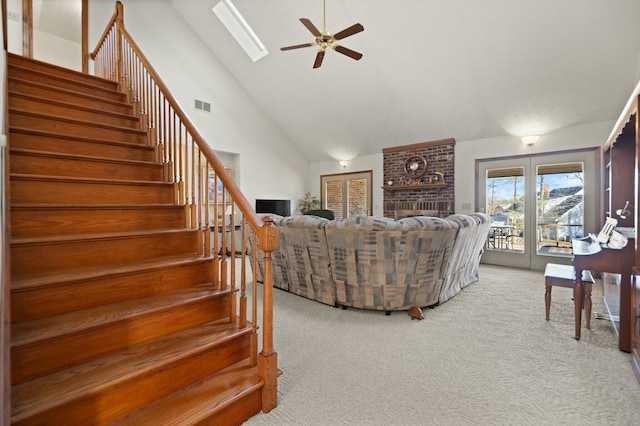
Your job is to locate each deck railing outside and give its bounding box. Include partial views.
[89,1,278,412]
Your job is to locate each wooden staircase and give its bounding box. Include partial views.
[7,54,264,425]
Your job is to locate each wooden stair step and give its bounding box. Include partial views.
[9,93,142,129]
[11,321,252,425]
[11,229,201,275]
[7,65,126,101]
[110,359,263,426]
[9,148,163,181]
[8,76,134,115]
[9,108,148,142]
[11,254,214,291]
[11,203,187,238]
[11,286,232,385]
[7,54,263,424]
[8,53,118,90]
[9,174,174,205]
[8,55,123,97]
[9,128,155,162]
[11,255,215,323]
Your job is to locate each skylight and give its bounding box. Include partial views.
[212,0,268,62]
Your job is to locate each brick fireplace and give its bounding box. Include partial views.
[382,138,455,218]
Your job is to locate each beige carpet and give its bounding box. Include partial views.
[243,264,640,425]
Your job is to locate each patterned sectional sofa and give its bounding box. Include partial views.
[248,212,491,317]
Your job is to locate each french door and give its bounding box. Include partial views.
[477,149,599,270]
[321,171,372,220]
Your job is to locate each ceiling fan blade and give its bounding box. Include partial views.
[300,18,322,37]
[281,43,316,51]
[334,45,363,61]
[313,50,325,69]
[333,23,364,40]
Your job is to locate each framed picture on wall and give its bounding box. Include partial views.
[207,167,234,204]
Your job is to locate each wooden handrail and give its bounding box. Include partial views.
[115,28,263,231]
[90,7,262,232]
[89,1,278,413]
[90,1,120,63]
[2,2,11,422]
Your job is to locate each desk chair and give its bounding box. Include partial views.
[544,263,594,340]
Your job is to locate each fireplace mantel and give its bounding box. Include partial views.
[382,183,447,193]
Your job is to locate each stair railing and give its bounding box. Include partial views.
[90,1,278,413]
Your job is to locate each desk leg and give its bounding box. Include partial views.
[574,267,585,341]
[545,284,551,321]
[620,272,632,352]
[573,280,582,340]
[584,282,592,330]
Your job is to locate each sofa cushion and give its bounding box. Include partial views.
[399,216,459,307]
[278,215,335,305]
[326,216,458,310]
[439,214,478,303]
[246,212,489,314]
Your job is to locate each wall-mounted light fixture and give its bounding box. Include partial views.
[520,135,540,146]
[339,160,349,168]
[616,201,633,219]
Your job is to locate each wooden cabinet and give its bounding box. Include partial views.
[605,82,640,380]
[606,125,635,229]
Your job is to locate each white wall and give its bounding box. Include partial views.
[89,0,309,208]
[87,1,619,218]
[309,153,384,217]
[454,120,615,214]
[34,31,82,71]
[307,121,615,219]
[6,0,22,54]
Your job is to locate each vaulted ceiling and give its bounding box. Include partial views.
[171,0,640,162]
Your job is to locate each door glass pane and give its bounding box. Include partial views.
[324,180,343,219]
[536,162,584,256]
[321,171,372,220]
[485,167,525,252]
[347,178,368,217]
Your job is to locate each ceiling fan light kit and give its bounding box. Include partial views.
[280,0,364,69]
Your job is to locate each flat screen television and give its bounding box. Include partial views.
[255,199,291,217]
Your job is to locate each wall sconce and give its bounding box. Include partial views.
[520,135,540,146]
[616,201,633,219]
[339,160,349,168]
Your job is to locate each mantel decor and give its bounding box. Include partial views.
[404,153,428,180]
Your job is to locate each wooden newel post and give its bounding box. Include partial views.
[257,217,279,412]
[115,1,124,91]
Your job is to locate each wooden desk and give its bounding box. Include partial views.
[572,236,635,352]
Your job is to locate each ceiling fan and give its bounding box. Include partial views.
[280,0,364,69]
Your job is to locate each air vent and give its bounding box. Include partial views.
[194,99,211,113]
